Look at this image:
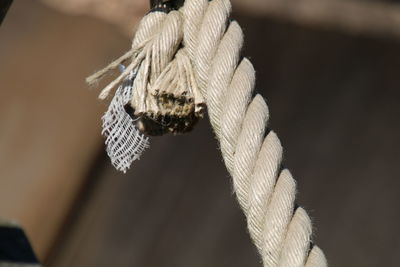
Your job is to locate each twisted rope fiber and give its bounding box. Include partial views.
[89,0,328,265]
[181,0,327,265]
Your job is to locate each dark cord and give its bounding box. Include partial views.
[150,0,185,10]
[0,0,13,25]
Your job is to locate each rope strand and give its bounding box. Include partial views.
[181,0,327,265]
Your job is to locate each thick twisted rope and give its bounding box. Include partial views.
[181,1,327,265]
[88,0,328,265]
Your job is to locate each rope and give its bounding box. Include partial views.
[88,0,328,265]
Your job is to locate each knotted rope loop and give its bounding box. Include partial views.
[88,0,328,265]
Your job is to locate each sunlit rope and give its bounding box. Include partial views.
[88,0,328,265]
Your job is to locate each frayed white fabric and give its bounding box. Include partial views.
[101,70,149,173]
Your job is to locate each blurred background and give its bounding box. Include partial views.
[0,0,399,266]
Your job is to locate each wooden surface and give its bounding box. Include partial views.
[0,0,127,260]
[1,1,400,267]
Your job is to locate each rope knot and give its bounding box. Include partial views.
[88,9,204,136]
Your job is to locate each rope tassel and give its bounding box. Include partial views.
[87,7,205,171]
[144,49,205,133]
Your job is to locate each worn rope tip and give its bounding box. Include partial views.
[86,0,204,171]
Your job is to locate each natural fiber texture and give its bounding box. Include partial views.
[181,1,328,264]
[88,0,328,265]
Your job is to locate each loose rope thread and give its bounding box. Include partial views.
[88,0,328,265]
